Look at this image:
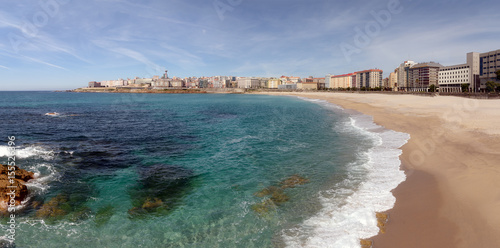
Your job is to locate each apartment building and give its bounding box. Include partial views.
[396,60,417,89]
[389,70,398,90]
[355,69,383,88]
[406,62,443,91]
[329,73,355,88]
[267,78,281,89]
[237,78,260,89]
[327,69,382,89]
[479,49,500,90]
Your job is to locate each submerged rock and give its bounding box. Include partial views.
[251,174,309,215]
[279,174,309,189]
[95,205,115,226]
[128,164,194,218]
[254,186,289,206]
[138,164,194,197]
[0,164,35,214]
[35,194,71,219]
[270,191,289,205]
[254,186,282,198]
[251,199,277,215]
[142,198,163,210]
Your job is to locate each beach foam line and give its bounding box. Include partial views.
[283,98,409,248]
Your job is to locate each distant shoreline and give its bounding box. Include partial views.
[69,87,500,99]
[71,88,209,94]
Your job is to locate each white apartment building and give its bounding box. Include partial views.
[237,78,260,89]
[325,74,332,88]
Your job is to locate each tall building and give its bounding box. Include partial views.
[438,52,480,93]
[355,69,383,88]
[479,49,500,90]
[396,60,417,90]
[389,70,398,90]
[325,74,333,88]
[407,62,443,91]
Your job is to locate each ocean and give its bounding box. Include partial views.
[0,92,408,248]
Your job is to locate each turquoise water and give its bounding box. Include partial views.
[0,92,402,247]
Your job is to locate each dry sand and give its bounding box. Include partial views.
[254,92,500,248]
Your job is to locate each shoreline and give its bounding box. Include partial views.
[253,92,500,247]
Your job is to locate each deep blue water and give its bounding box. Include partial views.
[0,92,391,248]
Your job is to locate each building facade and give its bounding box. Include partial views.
[355,69,383,88]
[389,70,398,90]
[479,49,500,90]
[267,78,281,89]
[88,81,101,88]
[439,66,470,93]
[438,52,480,93]
[396,60,417,89]
[297,82,318,90]
[237,78,260,89]
[406,62,443,91]
[278,83,297,90]
[330,73,355,88]
[327,69,382,89]
[325,74,333,88]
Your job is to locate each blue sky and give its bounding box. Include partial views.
[0,0,499,90]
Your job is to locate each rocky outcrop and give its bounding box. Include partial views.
[252,174,309,215]
[127,164,194,218]
[279,174,309,189]
[0,164,35,214]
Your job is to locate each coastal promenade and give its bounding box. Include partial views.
[254,92,500,248]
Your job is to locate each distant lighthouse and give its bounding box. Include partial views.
[164,70,168,79]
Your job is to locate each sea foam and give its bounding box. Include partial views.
[0,145,55,160]
[284,98,410,248]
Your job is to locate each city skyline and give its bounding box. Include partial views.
[1,0,500,90]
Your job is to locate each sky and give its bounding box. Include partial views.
[0,0,499,90]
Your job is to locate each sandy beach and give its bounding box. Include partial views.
[254,92,500,248]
